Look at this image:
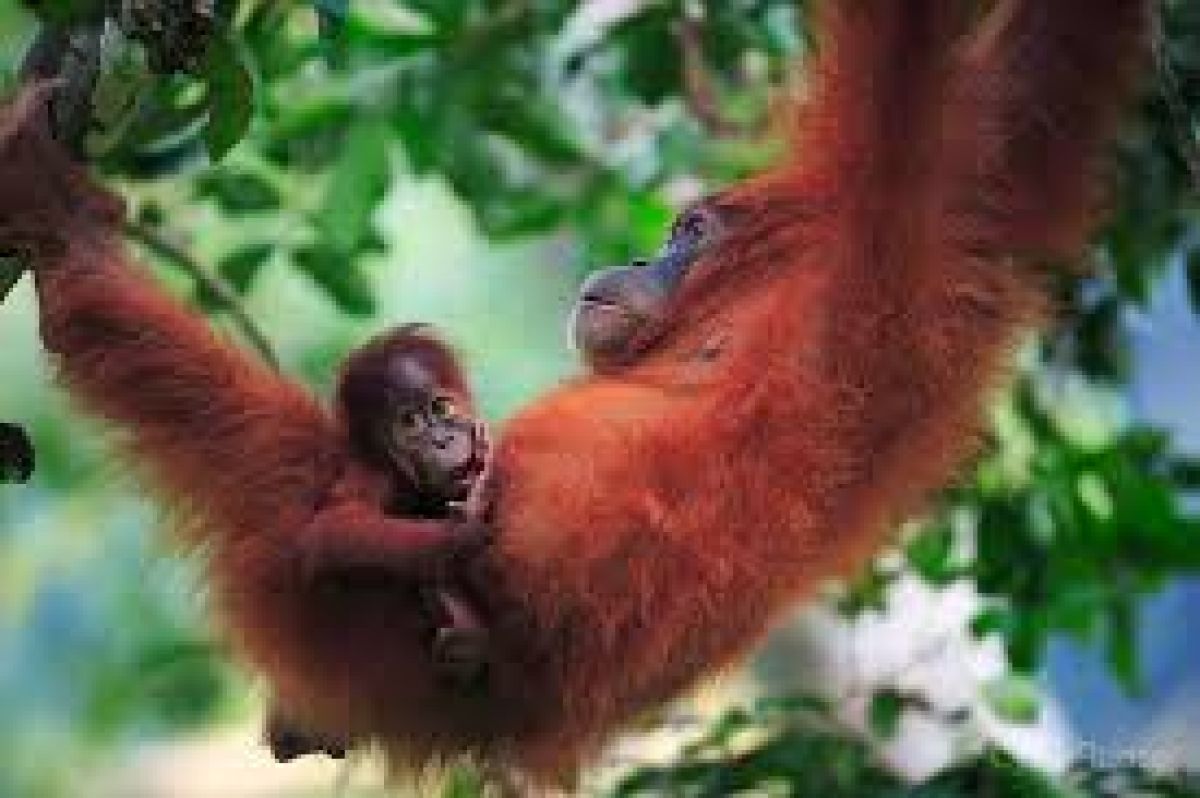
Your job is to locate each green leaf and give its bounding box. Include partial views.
[476,191,566,239]
[342,17,440,57]
[982,675,1041,725]
[99,78,212,177]
[907,522,959,585]
[312,0,348,37]
[195,170,282,213]
[400,1,469,33]
[294,245,376,316]
[134,639,226,728]
[1169,456,1200,490]
[262,98,354,171]
[441,764,484,798]
[604,8,683,105]
[868,690,906,739]
[482,98,587,167]
[1106,596,1142,694]
[837,563,896,616]
[87,39,154,157]
[218,244,274,292]
[687,706,753,754]
[1075,295,1126,381]
[311,0,350,66]
[922,748,1065,798]
[316,120,392,254]
[135,639,219,675]
[754,693,833,718]
[21,0,103,25]
[201,33,256,160]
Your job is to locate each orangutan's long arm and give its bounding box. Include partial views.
[804,0,1152,495]
[37,238,341,540]
[949,0,1151,261]
[1,87,340,541]
[797,0,971,203]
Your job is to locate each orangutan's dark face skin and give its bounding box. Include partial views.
[571,203,727,368]
[377,359,485,503]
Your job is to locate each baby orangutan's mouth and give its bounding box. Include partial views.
[451,454,484,484]
[445,448,487,499]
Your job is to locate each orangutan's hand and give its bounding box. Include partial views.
[0,83,124,263]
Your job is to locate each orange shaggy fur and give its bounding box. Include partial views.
[0,0,1149,785]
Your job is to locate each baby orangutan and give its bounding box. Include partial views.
[267,325,494,763]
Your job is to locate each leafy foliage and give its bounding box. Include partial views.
[894,378,1200,692]
[609,696,1200,798]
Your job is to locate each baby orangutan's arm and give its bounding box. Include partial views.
[299,498,492,580]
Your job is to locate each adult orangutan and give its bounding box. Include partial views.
[0,0,1150,785]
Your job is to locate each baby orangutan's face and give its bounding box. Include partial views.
[379,360,486,504]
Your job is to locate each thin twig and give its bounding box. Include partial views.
[123,219,280,371]
[678,13,738,136]
[676,11,766,138]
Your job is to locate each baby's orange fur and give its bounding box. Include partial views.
[0,0,1149,785]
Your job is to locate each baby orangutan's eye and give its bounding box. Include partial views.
[430,396,456,420]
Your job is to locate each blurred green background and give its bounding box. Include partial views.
[1,1,1200,796]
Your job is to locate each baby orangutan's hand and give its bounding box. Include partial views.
[429,516,494,579]
[462,424,498,524]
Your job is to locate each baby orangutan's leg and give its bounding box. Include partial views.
[263,588,490,766]
[424,586,491,688]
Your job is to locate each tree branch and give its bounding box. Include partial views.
[2,22,104,306]
[21,23,104,154]
[676,12,767,138]
[4,4,225,476]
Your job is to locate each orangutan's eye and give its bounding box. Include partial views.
[678,210,707,239]
[430,396,456,420]
[669,206,722,256]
